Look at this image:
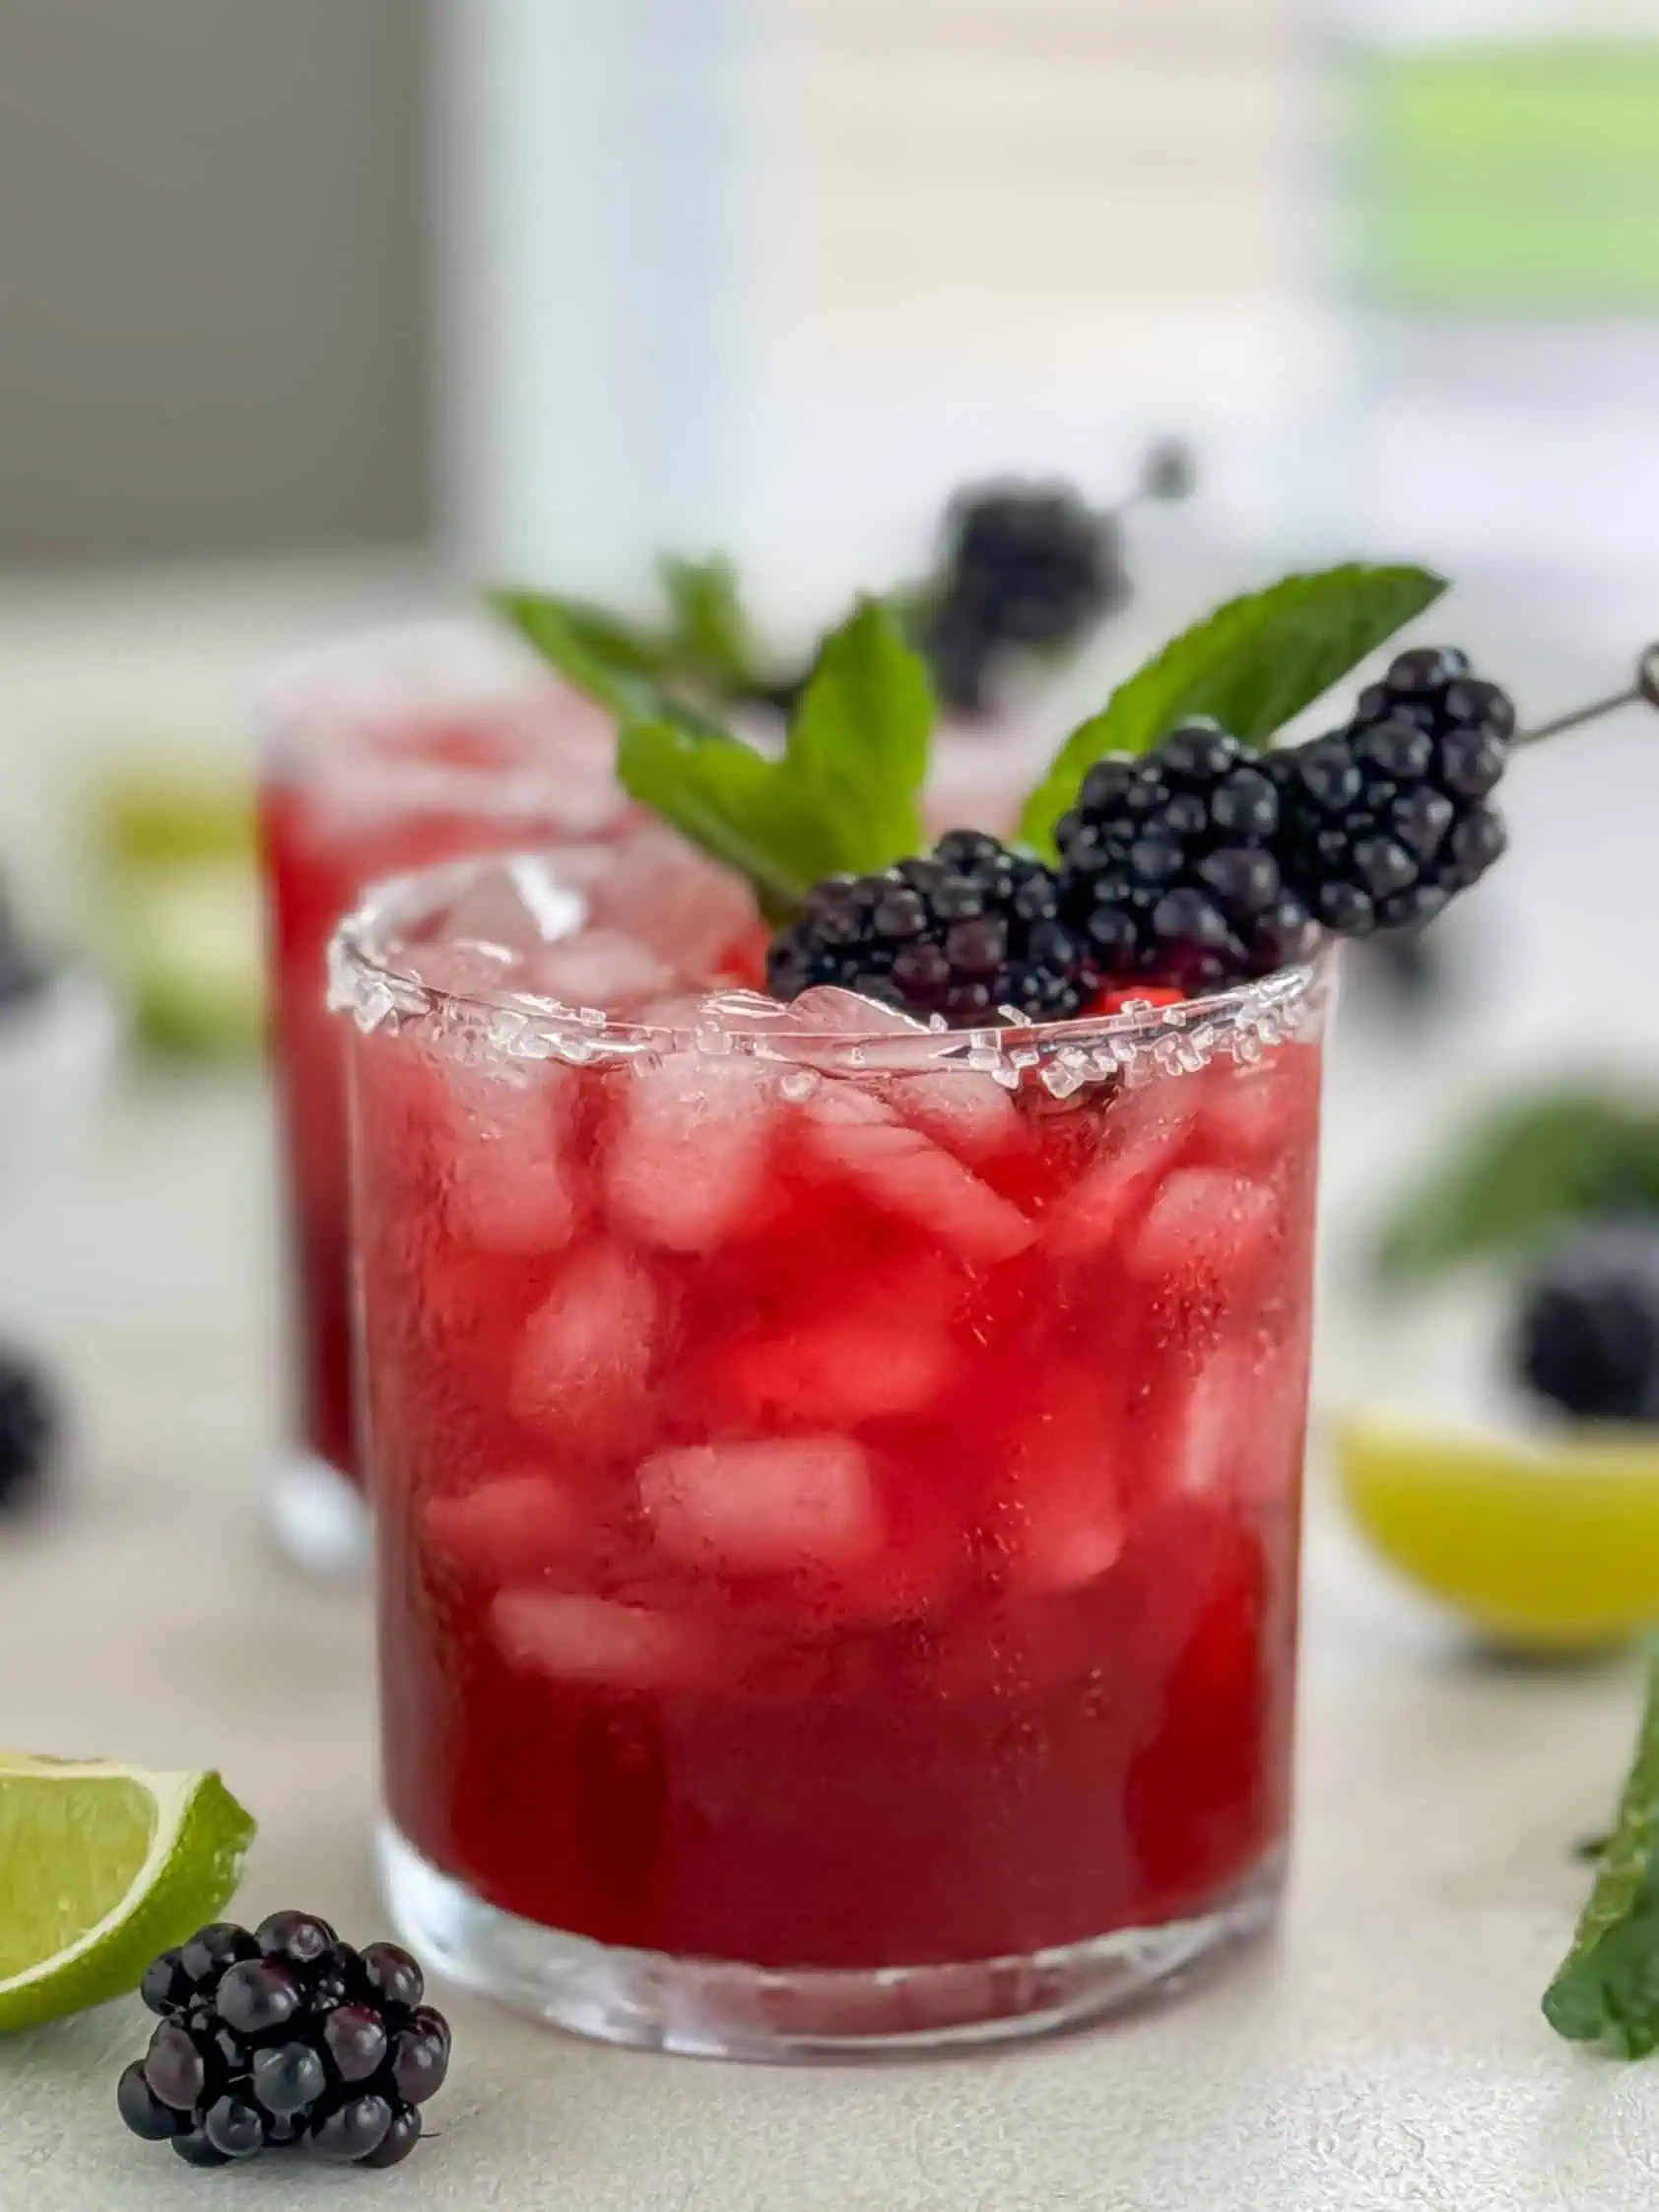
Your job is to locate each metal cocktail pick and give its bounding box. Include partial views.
[1518,642,1659,747]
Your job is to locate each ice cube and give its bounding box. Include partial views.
[1128,1168,1279,1286]
[425,1471,592,1581]
[1200,1044,1320,1168]
[492,1588,701,1689]
[712,1308,958,1430]
[439,1060,574,1255]
[605,1051,775,1253]
[998,1372,1125,1592]
[596,824,761,975]
[802,1084,1033,1267]
[521,925,676,1010]
[784,984,1016,1160]
[509,1243,662,1440]
[638,1437,883,1576]
[1043,1091,1198,1262]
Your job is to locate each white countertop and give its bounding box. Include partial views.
[4,555,1659,2208]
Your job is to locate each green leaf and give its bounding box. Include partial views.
[1544,1639,1659,2058]
[617,599,935,923]
[1018,562,1447,855]
[788,598,932,867]
[1371,1093,1659,1291]
[657,554,761,696]
[490,588,720,738]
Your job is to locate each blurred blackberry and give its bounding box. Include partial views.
[767,831,1089,1027]
[0,1348,55,1509]
[119,1913,447,2171]
[1053,720,1319,993]
[1512,1223,1659,1425]
[924,482,1127,713]
[1267,645,1515,941]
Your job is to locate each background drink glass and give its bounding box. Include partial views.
[256,621,634,1573]
[334,851,1330,2057]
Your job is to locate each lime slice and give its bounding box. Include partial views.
[0,1754,255,2032]
[1335,1413,1659,1651]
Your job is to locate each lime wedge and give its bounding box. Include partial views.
[0,1754,255,2032]
[1335,1413,1659,1650]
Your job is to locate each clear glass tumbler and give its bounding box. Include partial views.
[256,622,636,1574]
[333,851,1330,2056]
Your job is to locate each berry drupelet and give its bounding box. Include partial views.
[925,482,1127,714]
[766,830,1090,1027]
[1512,1224,1659,1426]
[1054,720,1320,992]
[1268,645,1514,940]
[119,1913,447,2171]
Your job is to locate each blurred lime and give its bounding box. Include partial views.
[1337,1414,1659,1652]
[0,1754,254,2032]
[90,759,263,1060]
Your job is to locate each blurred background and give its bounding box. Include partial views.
[1,0,1658,1611]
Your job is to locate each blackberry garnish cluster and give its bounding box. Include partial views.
[1513,1224,1659,1426]
[118,1913,448,2170]
[1054,722,1319,993]
[925,482,1127,714]
[766,829,1088,1027]
[0,1348,55,1510]
[1268,645,1514,940]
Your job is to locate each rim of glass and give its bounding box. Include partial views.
[329,848,1331,1084]
[251,617,608,808]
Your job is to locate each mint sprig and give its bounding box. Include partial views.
[492,553,769,722]
[1018,563,1446,855]
[617,599,934,922]
[1545,1639,1659,2058]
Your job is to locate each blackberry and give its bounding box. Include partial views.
[1268,645,1515,940]
[1513,1224,1659,1426]
[767,831,1089,1027]
[1053,720,1319,993]
[119,1912,448,2171]
[0,1348,55,1509]
[925,481,1127,713]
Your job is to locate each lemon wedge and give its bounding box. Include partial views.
[1335,1414,1659,1651]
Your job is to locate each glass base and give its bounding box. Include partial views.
[267,1450,371,1578]
[378,1821,1284,2061]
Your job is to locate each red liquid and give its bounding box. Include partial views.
[259,693,635,1484]
[353,995,1323,1970]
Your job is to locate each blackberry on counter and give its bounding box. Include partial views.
[0,1348,56,1509]
[766,830,1090,1027]
[1513,1224,1659,1426]
[925,482,1127,713]
[119,1913,448,2172]
[1268,645,1515,940]
[1053,720,1320,992]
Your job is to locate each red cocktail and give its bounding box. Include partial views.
[335,851,1327,2054]
[257,624,753,1571]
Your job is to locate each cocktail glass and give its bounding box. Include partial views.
[332,849,1329,2056]
[257,621,749,1573]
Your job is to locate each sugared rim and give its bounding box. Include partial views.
[328,848,1331,1088]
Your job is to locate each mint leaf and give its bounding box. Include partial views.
[1371,1094,1659,1290]
[657,554,761,696]
[1018,563,1446,855]
[788,599,932,868]
[1545,1640,1659,2058]
[616,599,935,923]
[490,588,720,738]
